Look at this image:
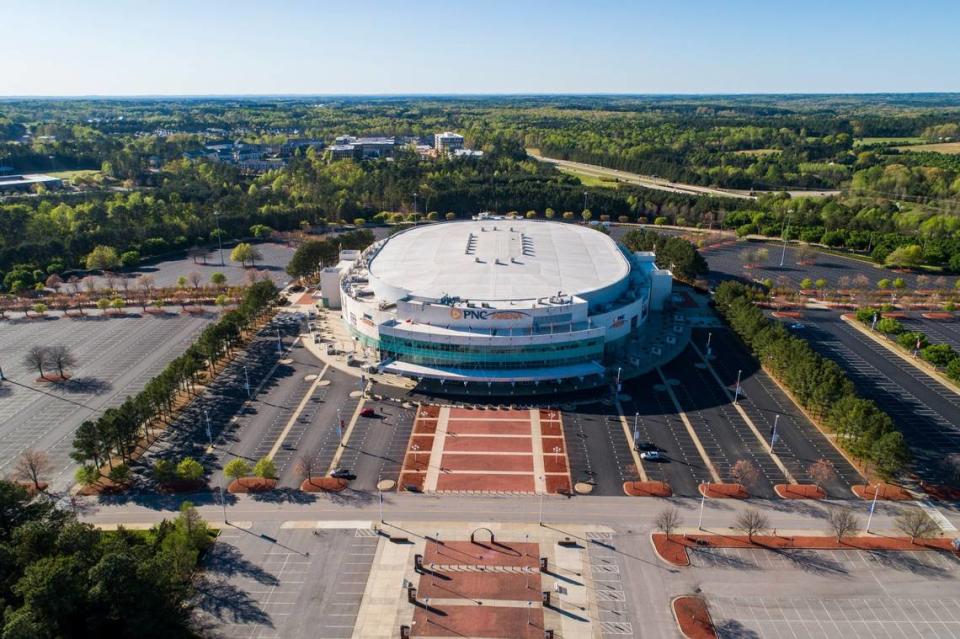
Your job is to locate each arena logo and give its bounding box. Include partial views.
[449,308,529,321]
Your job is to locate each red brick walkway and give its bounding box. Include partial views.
[399,406,572,494]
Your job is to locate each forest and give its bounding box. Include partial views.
[2,94,960,286]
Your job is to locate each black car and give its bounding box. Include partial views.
[635,441,657,452]
[331,468,356,480]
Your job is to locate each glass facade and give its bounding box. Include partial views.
[377,333,604,370]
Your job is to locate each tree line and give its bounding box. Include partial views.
[713,281,910,477]
[0,482,210,638]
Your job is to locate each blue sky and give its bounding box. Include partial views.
[4,0,959,95]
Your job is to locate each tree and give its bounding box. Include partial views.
[800,277,814,290]
[108,463,131,485]
[654,507,681,539]
[884,245,923,269]
[807,459,836,489]
[734,509,769,542]
[294,456,317,482]
[75,465,100,487]
[445,211,456,220]
[85,245,121,271]
[47,344,77,378]
[120,249,140,268]
[250,224,273,239]
[581,209,593,221]
[187,271,202,289]
[23,345,51,379]
[153,459,176,484]
[895,509,940,543]
[210,271,227,288]
[826,507,860,542]
[877,278,890,290]
[11,450,52,491]
[730,459,760,490]
[96,297,111,312]
[253,457,277,479]
[231,242,262,268]
[31,302,48,315]
[224,458,251,481]
[109,297,124,312]
[176,275,187,289]
[176,457,203,481]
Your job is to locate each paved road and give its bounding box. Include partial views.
[0,309,213,490]
[529,152,842,200]
[902,315,960,352]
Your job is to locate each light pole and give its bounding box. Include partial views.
[204,409,213,449]
[865,484,880,533]
[412,192,418,225]
[243,365,251,398]
[697,483,706,530]
[734,369,742,405]
[633,412,639,447]
[411,442,421,469]
[214,210,225,266]
[378,476,384,523]
[770,414,780,452]
[779,209,792,268]
[553,446,561,466]
[538,476,545,526]
[276,329,283,353]
[705,332,712,358]
[336,408,343,440]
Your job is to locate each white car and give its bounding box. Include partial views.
[640,451,661,461]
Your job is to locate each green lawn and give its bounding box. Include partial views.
[733,148,781,156]
[896,142,960,155]
[557,167,619,188]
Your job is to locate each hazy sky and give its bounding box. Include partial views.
[4,0,959,95]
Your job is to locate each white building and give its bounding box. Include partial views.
[335,220,672,393]
[434,131,465,154]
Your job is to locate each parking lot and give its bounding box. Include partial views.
[787,310,960,486]
[0,309,213,490]
[901,315,960,353]
[703,239,921,291]
[620,330,862,499]
[194,524,378,639]
[90,241,296,290]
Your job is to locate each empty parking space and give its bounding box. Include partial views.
[195,526,377,639]
[901,316,960,353]
[697,328,863,495]
[561,404,635,495]
[799,311,960,486]
[711,596,960,639]
[0,310,214,490]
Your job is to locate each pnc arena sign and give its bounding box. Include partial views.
[449,308,529,321]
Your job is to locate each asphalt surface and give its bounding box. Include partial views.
[778,311,960,486]
[901,315,960,352]
[704,239,922,291]
[562,403,636,496]
[195,525,378,639]
[89,242,296,290]
[0,308,213,490]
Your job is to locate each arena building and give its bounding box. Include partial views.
[328,220,673,394]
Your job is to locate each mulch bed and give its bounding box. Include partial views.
[228,477,277,493]
[653,533,959,567]
[16,481,48,497]
[774,483,825,499]
[673,596,717,639]
[922,312,955,320]
[143,307,170,316]
[300,477,348,492]
[624,480,673,497]
[182,306,207,315]
[653,535,690,566]
[700,483,748,499]
[771,311,802,319]
[35,374,70,383]
[852,483,913,500]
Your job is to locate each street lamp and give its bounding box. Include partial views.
[213,210,225,266]
[538,475,545,525]
[734,369,742,405]
[204,409,213,449]
[697,483,706,530]
[779,209,793,268]
[633,412,639,447]
[770,414,780,452]
[411,443,421,469]
[243,365,251,398]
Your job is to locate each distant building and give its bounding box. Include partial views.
[0,173,63,194]
[434,131,465,154]
[328,136,397,161]
[453,148,484,159]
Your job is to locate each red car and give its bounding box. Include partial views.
[360,407,377,418]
